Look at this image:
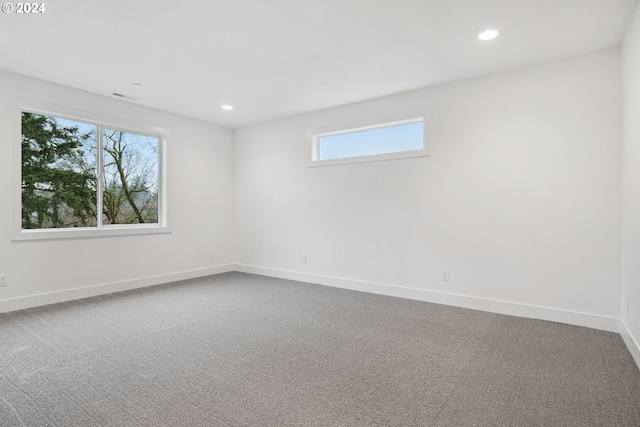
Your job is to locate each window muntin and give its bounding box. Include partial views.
[20,111,164,235]
[310,116,428,166]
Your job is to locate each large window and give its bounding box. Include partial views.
[18,110,166,239]
[309,115,428,166]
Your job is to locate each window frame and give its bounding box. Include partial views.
[12,102,169,241]
[308,112,430,167]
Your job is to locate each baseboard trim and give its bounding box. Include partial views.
[0,263,623,338]
[620,319,640,370]
[234,264,620,333]
[0,264,234,314]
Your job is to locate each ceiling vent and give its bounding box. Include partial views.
[112,92,139,101]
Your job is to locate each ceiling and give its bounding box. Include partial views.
[0,0,637,128]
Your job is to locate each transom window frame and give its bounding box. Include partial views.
[308,111,430,167]
[12,101,170,241]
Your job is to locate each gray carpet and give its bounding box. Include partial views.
[0,272,639,426]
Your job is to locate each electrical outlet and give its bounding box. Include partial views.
[210,250,215,259]
[441,270,450,281]
[0,275,7,287]
[302,255,308,265]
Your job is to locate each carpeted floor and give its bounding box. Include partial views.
[0,272,639,426]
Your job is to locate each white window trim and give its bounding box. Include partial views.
[308,112,430,167]
[12,100,170,241]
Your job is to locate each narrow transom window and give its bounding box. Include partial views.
[309,116,428,166]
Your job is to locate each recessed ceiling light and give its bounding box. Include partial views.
[478,29,499,41]
[221,105,233,111]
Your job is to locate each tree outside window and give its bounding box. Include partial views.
[21,112,160,229]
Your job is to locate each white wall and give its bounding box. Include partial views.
[0,47,629,343]
[0,70,235,312]
[622,3,640,366]
[235,50,622,331]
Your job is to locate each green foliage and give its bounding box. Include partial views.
[21,113,159,229]
[21,112,97,228]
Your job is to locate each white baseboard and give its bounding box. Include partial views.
[0,264,234,314]
[620,319,640,370]
[0,263,624,338]
[234,264,621,333]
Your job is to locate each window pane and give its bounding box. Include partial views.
[21,112,98,229]
[101,129,159,225]
[317,121,423,161]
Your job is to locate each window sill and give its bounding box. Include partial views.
[13,225,171,242]
[308,149,429,168]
